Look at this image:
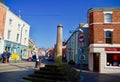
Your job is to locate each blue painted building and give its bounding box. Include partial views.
[66,23,89,64]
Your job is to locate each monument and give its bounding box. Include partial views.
[56,24,63,63]
[23,24,79,82]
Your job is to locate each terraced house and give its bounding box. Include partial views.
[88,8,120,73]
[0,2,30,60]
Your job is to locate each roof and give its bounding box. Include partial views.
[88,7,120,12]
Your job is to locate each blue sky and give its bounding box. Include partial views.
[4,0,120,49]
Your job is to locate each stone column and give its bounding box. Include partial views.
[56,24,63,63]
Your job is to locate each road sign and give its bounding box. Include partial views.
[78,32,84,42]
[79,55,85,60]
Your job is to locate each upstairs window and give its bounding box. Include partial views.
[104,13,112,23]
[105,31,112,44]
[9,19,12,25]
[7,30,11,39]
[16,34,19,42]
[104,12,112,23]
[25,29,27,34]
[24,38,27,44]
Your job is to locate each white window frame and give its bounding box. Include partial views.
[103,11,113,23]
[104,29,113,44]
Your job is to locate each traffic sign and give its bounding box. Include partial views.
[78,32,84,42]
[79,55,85,60]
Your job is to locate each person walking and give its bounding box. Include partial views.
[35,54,39,68]
[1,51,6,63]
[6,50,11,63]
[38,54,42,68]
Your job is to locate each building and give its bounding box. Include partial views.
[37,48,46,56]
[88,8,120,73]
[0,2,30,60]
[28,39,37,58]
[66,23,89,64]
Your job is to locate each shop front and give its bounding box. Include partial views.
[21,45,28,59]
[4,40,21,60]
[89,46,120,73]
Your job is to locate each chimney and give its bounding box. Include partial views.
[79,23,85,28]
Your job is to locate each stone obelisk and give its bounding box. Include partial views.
[56,24,63,63]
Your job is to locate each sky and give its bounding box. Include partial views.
[4,0,120,49]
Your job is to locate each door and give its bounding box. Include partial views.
[93,53,100,72]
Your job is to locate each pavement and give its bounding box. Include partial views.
[0,60,120,82]
[0,62,33,72]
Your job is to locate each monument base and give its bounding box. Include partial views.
[23,63,79,82]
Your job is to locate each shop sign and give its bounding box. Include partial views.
[79,55,85,60]
[105,48,120,51]
[12,54,18,59]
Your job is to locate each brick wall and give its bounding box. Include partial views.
[0,6,7,37]
[89,9,120,44]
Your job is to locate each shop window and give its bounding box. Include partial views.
[105,31,112,44]
[106,54,120,67]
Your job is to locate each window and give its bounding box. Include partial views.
[25,29,27,34]
[9,19,12,25]
[16,34,19,42]
[104,13,112,23]
[105,31,112,44]
[24,38,26,44]
[106,54,120,67]
[7,30,11,39]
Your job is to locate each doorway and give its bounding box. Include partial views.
[93,53,100,72]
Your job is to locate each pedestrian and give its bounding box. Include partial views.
[1,51,7,63]
[38,54,42,68]
[0,53,2,62]
[35,54,39,68]
[6,50,11,63]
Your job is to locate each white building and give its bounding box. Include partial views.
[0,2,30,60]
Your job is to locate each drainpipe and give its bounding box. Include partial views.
[20,24,25,60]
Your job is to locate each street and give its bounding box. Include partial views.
[0,60,120,82]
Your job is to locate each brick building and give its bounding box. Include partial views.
[88,8,120,73]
